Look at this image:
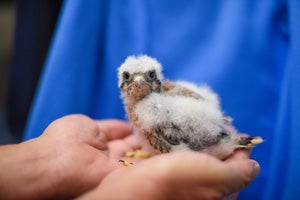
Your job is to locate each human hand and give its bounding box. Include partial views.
[0,114,133,199]
[0,114,259,200]
[36,114,137,198]
[78,149,260,200]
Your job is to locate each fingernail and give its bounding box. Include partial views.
[250,160,260,179]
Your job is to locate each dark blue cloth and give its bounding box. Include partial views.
[24,1,300,199]
[6,0,62,139]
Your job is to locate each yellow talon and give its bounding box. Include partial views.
[125,151,135,157]
[125,150,151,158]
[251,136,264,145]
[119,160,133,166]
[235,136,264,149]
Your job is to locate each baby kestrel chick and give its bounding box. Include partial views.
[118,55,262,160]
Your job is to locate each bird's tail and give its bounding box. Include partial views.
[235,136,264,148]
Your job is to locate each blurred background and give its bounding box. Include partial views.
[0,0,62,144]
[0,0,15,144]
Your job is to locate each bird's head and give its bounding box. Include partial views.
[118,55,164,100]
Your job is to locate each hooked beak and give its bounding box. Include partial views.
[133,75,146,87]
[126,75,152,98]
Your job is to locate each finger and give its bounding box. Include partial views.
[96,120,132,141]
[136,152,232,199]
[146,152,225,183]
[42,114,110,151]
[149,153,259,196]
[224,133,253,162]
[224,148,252,162]
[108,134,144,161]
[224,159,260,194]
[124,134,145,150]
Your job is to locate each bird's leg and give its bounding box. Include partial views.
[118,150,151,167]
[235,136,264,148]
[119,150,151,166]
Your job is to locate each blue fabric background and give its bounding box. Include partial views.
[24,1,300,199]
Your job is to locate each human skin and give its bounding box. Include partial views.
[78,149,259,200]
[0,115,260,199]
[0,115,132,199]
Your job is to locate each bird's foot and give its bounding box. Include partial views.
[119,150,151,167]
[235,136,264,148]
[119,160,134,166]
[125,150,151,158]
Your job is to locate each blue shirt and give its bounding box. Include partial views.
[24,1,300,199]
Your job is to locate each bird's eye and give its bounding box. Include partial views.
[123,72,130,80]
[148,71,156,79]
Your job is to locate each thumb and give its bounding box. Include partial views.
[224,159,260,194]
[96,120,132,140]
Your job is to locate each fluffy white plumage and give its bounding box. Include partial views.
[174,81,221,108]
[118,55,261,159]
[134,92,236,158]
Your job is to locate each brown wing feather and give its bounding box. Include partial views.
[146,128,172,153]
[162,81,203,100]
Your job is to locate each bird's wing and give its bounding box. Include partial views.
[154,121,231,152]
[134,92,232,153]
[162,81,232,124]
[162,81,203,100]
